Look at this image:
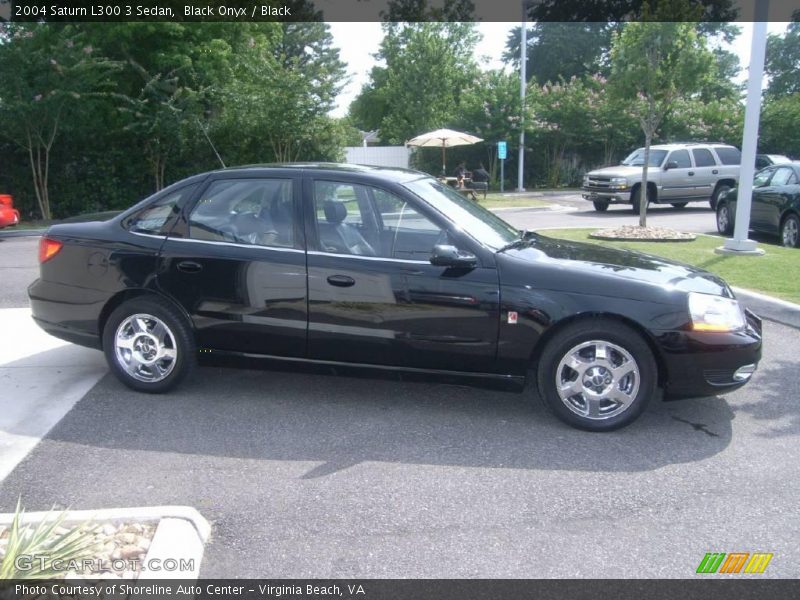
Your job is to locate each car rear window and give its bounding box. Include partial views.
[714,147,741,165]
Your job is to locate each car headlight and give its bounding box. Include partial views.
[583,175,591,184]
[610,177,627,184]
[688,292,746,332]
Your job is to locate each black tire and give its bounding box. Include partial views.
[630,185,653,215]
[716,201,734,235]
[102,296,195,393]
[781,213,800,248]
[536,319,657,432]
[711,184,731,211]
[593,200,610,212]
[671,202,688,209]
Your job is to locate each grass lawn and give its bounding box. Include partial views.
[541,228,800,305]
[480,194,552,209]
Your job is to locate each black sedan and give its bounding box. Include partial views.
[716,162,800,247]
[29,164,762,431]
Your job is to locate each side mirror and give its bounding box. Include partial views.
[430,244,477,268]
[664,161,679,170]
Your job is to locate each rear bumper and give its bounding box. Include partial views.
[28,278,105,350]
[658,309,762,399]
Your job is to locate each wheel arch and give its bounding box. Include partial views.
[714,179,736,194]
[630,182,658,202]
[528,312,669,387]
[98,288,194,350]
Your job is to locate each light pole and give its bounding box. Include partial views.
[517,1,528,192]
[719,0,769,255]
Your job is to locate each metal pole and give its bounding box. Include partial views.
[722,1,769,254]
[501,159,505,193]
[517,1,527,192]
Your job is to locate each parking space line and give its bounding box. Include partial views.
[0,308,106,482]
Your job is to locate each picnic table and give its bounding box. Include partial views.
[437,176,478,201]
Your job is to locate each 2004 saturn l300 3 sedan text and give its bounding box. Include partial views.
[28,164,762,431]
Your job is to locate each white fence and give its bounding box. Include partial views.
[344,146,411,169]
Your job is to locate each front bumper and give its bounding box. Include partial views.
[581,186,630,203]
[658,309,763,399]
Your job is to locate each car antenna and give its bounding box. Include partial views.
[196,117,226,168]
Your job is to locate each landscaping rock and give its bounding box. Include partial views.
[589,225,696,241]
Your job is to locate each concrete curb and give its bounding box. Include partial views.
[733,287,800,331]
[0,229,45,238]
[0,505,210,580]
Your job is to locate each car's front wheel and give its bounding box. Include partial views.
[593,200,610,212]
[536,319,657,431]
[716,201,734,235]
[781,213,800,248]
[102,296,195,393]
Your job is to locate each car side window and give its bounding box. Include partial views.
[669,150,691,168]
[770,167,794,186]
[753,169,773,187]
[313,181,443,260]
[123,185,195,235]
[715,147,741,165]
[188,179,294,247]
[692,148,717,167]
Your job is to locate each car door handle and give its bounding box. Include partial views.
[327,274,355,287]
[177,260,203,273]
[712,169,718,174]
[688,171,695,176]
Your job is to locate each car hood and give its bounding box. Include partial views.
[502,234,732,301]
[586,165,647,179]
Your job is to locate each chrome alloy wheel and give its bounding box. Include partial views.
[717,205,729,233]
[555,340,640,420]
[782,216,799,247]
[114,313,178,383]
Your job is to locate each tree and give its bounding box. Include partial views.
[456,70,522,181]
[349,22,480,144]
[380,0,475,21]
[608,0,714,227]
[760,94,800,158]
[502,23,616,85]
[0,24,120,219]
[766,22,800,98]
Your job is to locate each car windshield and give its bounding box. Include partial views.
[403,178,520,250]
[621,149,668,167]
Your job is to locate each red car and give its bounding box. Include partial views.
[0,194,20,228]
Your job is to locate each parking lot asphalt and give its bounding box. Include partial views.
[0,320,797,578]
[0,203,798,578]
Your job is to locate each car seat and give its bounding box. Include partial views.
[321,201,377,256]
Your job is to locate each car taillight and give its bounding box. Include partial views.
[39,237,63,263]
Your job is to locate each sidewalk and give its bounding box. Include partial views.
[733,287,800,330]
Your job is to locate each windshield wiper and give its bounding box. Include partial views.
[497,229,537,253]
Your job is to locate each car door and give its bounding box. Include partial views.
[660,149,694,200]
[758,167,796,234]
[304,177,500,372]
[157,174,308,357]
[749,167,777,231]
[690,148,719,199]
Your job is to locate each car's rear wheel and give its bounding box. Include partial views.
[592,200,610,212]
[103,296,195,393]
[716,201,734,235]
[536,319,657,431]
[781,213,800,248]
[671,202,688,209]
[711,184,731,211]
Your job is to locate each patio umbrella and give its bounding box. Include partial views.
[406,128,484,175]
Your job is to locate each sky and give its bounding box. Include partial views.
[327,21,792,119]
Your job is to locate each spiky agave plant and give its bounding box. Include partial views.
[0,499,101,579]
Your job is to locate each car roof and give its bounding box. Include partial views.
[643,143,737,151]
[207,163,427,184]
